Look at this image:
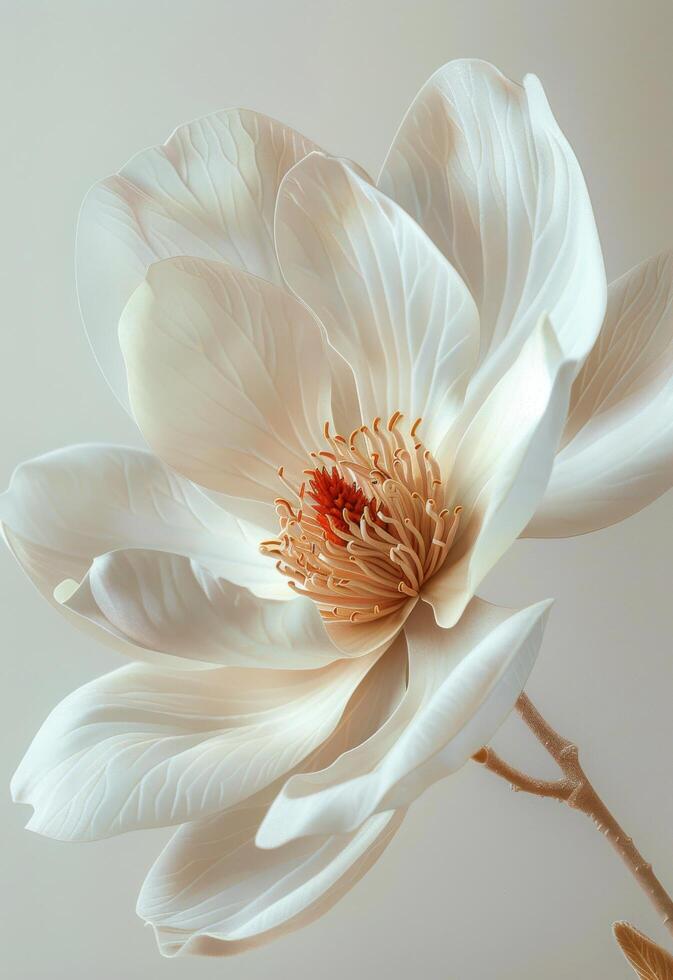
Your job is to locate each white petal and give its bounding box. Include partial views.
[312,628,409,763]
[527,251,673,536]
[63,548,387,669]
[275,153,480,450]
[137,640,407,954]
[0,444,277,594]
[137,798,402,957]
[323,598,416,663]
[379,60,606,393]
[0,445,287,663]
[119,257,332,515]
[426,316,575,627]
[381,601,547,810]
[257,597,549,847]
[327,345,363,436]
[76,109,320,409]
[11,652,379,842]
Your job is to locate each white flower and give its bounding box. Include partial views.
[3,59,671,957]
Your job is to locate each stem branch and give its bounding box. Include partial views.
[474,693,673,938]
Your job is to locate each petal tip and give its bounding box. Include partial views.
[53,577,79,604]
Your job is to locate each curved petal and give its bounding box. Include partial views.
[62,548,393,669]
[323,598,416,663]
[379,59,606,392]
[119,257,332,518]
[76,109,321,409]
[137,638,407,955]
[10,651,380,842]
[0,443,279,598]
[256,597,550,847]
[327,345,363,437]
[137,800,402,957]
[275,153,480,451]
[426,316,574,627]
[527,252,673,536]
[0,444,288,664]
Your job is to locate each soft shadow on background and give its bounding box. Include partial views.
[1,2,672,977]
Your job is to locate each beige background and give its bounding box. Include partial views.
[1,1,672,977]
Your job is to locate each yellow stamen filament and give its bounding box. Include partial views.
[260,415,461,624]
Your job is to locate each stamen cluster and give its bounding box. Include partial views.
[261,414,461,624]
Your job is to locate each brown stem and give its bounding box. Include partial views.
[474,693,673,939]
[472,745,574,800]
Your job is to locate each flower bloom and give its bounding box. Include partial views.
[3,59,672,956]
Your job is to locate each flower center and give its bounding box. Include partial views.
[307,466,385,546]
[260,413,461,623]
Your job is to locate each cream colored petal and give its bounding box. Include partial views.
[119,257,332,512]
[426,316,574,627]
[137,800,402,957]
[275,153,479,451]
[0,444,278,595]
[256,597,549,847]
[63,547,388,669]
[137,639,407,955]
[327,345,363,436]
[77,109,321,410]
[11,651,379,842]
[379,60,606,394]
[0,444,288,665]
[527,251,673,536]
[324,598,416,660]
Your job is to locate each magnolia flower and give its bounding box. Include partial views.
[3,59,672,957]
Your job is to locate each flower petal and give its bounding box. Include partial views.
[137,639,407,954]
[11,652,379,841]
[256,597,549,847]
[275,153,480,451]
[323,598,417,662]
[137,800,402,957]
[76,109,320,409]
[0,444,287,663]
[527,251,673,536]
[0,443,277,594]
[426,315,575,627]
[119,257,332,517]
[379,59,606,392]
[63,548,390,669]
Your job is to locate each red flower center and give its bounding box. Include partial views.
[307,466,379,546]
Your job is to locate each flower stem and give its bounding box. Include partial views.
[473,693,673,938]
